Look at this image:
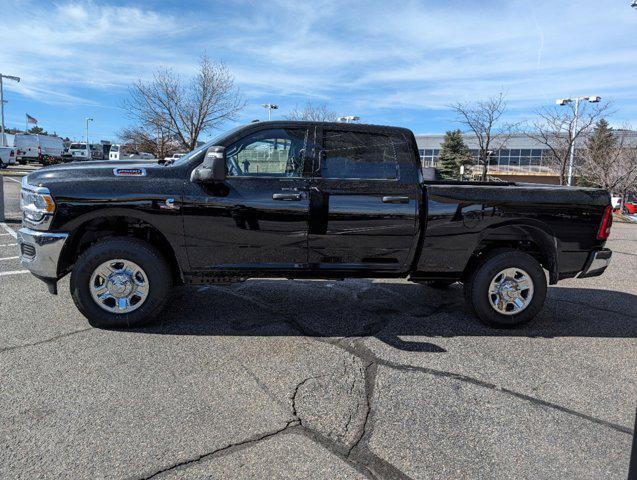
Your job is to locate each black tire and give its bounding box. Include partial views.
[464,249,547,328]
[70,238,172,329]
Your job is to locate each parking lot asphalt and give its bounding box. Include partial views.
[1,174,636,479]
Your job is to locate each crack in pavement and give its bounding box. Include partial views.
[289,360,414,480]
[347,361,375,457]
[609,249,637,257]
[139,419,302,480]
[336,340,634,436]
[0,327,93,354]
[140,356,410,480]
[548,296,637,319]
[272,288,634,436]
[136,281,633,479]
[291,374,325,420]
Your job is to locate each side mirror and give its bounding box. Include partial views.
[191,146,226,183]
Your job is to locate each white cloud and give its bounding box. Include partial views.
[0,1,197,104]
[0,0,636,127]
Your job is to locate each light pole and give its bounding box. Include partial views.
[337,116,360,123]
[261,104,278,121]
[85,117,93,158]
[0,73,21,147]
[555,96,600,186]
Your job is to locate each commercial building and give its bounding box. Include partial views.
[415,131,637,184]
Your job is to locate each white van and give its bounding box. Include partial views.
[109,144,155,161]
[109,144,122,160]
[0,146,16,167]
[68,142,91,161]
[14,134,64,164]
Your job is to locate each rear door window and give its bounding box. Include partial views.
[321,130,400,180]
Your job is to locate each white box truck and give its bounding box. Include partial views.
[14,134,64,165]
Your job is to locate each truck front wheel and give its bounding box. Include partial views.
[70,238,172,328]
[464,249,547,328]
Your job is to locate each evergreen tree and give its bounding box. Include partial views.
[580,119,616,187]
[28,126,44,134]
[584,119,615,166]
[437,129,472,180]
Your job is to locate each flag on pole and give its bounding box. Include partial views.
[26,114,38,124]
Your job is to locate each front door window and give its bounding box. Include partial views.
[226,128,309,177]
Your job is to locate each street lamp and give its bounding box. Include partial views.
[0,73,21,147]
[85,117,93,157]
[337,116,360,123]
[261,104,278,121]
[632,0,637,8]
[555,95,601,186]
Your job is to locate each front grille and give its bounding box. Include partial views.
[21,243,36,259]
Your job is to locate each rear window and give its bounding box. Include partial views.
[321,130,406,180]
[70,143,85,149]
[110,145,119,152]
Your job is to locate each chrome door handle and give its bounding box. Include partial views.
[382,196,409,204]
[273,192,303,201]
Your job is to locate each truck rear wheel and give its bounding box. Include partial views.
[70,238,172,329]
[464,249,547,328]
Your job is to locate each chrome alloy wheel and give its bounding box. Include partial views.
[89,259,149,314]
[488,267,534,315]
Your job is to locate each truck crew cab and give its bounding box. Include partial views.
[17,121,613,329]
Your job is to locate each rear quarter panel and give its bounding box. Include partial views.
[415,184,610,279]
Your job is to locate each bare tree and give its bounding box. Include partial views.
[580,126,637,206]
[450,93,516,181]
[122,56,245,151]
[286,101,338,122]
[117,126,179,160]
[526,101,611,185]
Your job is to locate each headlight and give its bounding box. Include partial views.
[20,177,56,224]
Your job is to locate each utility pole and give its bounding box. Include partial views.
[567,98,580,186]
[0,73,21,147]
[85,117,93,158]
[261,104,278,121]
[556,96,600,186]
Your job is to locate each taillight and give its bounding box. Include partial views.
[596,205,613,240]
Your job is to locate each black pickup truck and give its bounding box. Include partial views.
[17,121,613,329]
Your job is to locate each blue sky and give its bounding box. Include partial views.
[1,0,636,142]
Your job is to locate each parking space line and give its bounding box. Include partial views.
[4,176,21,184]
[0,223,18,239]
[0,270,29,276]
[0,244,18,248]
[0,256,19,261]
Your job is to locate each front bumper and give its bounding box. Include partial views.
[17,228,69,279]
[578,248,612,278]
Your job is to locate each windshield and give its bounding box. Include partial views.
[171,125,245,166]
[110,145,119,152]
